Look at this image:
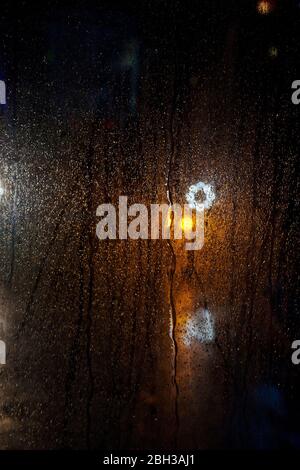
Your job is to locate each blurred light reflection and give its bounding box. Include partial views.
[183,308,215,346]
[186,181,215,211]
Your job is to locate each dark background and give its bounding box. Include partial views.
[0,0,300,451]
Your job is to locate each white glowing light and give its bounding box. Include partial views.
[186,181,215,211]
[0,80,6,105]
[0,340,6,365]
[183,308,215,346]
[0,184,4,199]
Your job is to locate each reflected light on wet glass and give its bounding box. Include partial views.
[180,215,193,232]
[186,181,215,211]
[183,308,215,347]
[257,1,272,15]
[0,183,5,199]
[166,211,193,232]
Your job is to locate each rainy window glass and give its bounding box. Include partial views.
[0,0,300,463]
